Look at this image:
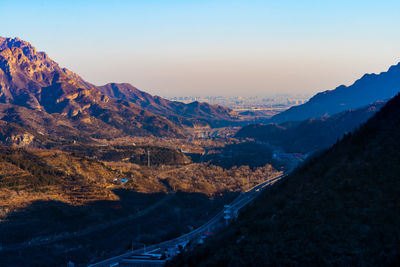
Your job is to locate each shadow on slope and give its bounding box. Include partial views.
[169,94,400,266]
[0,189,237,266]
[236,101,386,153]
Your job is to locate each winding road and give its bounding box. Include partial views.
[88,174,284,267]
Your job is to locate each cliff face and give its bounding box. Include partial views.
[0,37,93,108]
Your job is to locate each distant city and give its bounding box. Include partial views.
[168,94,312,117]
[168,94,311,108]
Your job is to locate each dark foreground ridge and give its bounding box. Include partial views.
[169,93,400,266]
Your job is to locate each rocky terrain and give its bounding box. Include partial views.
[0,37,242,146]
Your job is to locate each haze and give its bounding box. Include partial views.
[1,0,400,97]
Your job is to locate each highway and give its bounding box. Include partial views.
[88,174,283,267]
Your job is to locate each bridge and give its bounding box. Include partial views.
[88,174,284,267]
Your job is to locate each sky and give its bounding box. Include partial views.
[1,0,400,97]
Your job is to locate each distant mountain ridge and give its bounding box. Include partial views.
[236,101,386,153]
[272,62,400,123]
[97,83,237,127]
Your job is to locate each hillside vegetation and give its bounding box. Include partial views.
[0,146,280,265]
[0,147,121,208]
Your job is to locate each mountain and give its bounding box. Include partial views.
[170,93,400,266]
[236,101,386,153]
[272,62,400,123]
[0,37,238,144]
[0,37,185,140]
[97,83,238,127]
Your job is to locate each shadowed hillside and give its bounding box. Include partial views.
[236,101,385,153]
[0,145,280,265]
[169,93,400,266]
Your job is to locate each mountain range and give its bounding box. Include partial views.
[0,37,238,145]
[271,62,400,123]
[96,83,238,127]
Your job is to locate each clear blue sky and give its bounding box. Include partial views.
[1,0,400,97]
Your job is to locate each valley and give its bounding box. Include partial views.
[0,33,399,267]
[0,141,282,265]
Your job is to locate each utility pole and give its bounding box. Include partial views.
[147,149,151,167]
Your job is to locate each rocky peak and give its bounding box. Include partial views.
[1,37,46,62]
[0,37,47,63]
[0,37,60,76]
[0,37,95,111]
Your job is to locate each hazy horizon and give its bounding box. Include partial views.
[2,0,400,97]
